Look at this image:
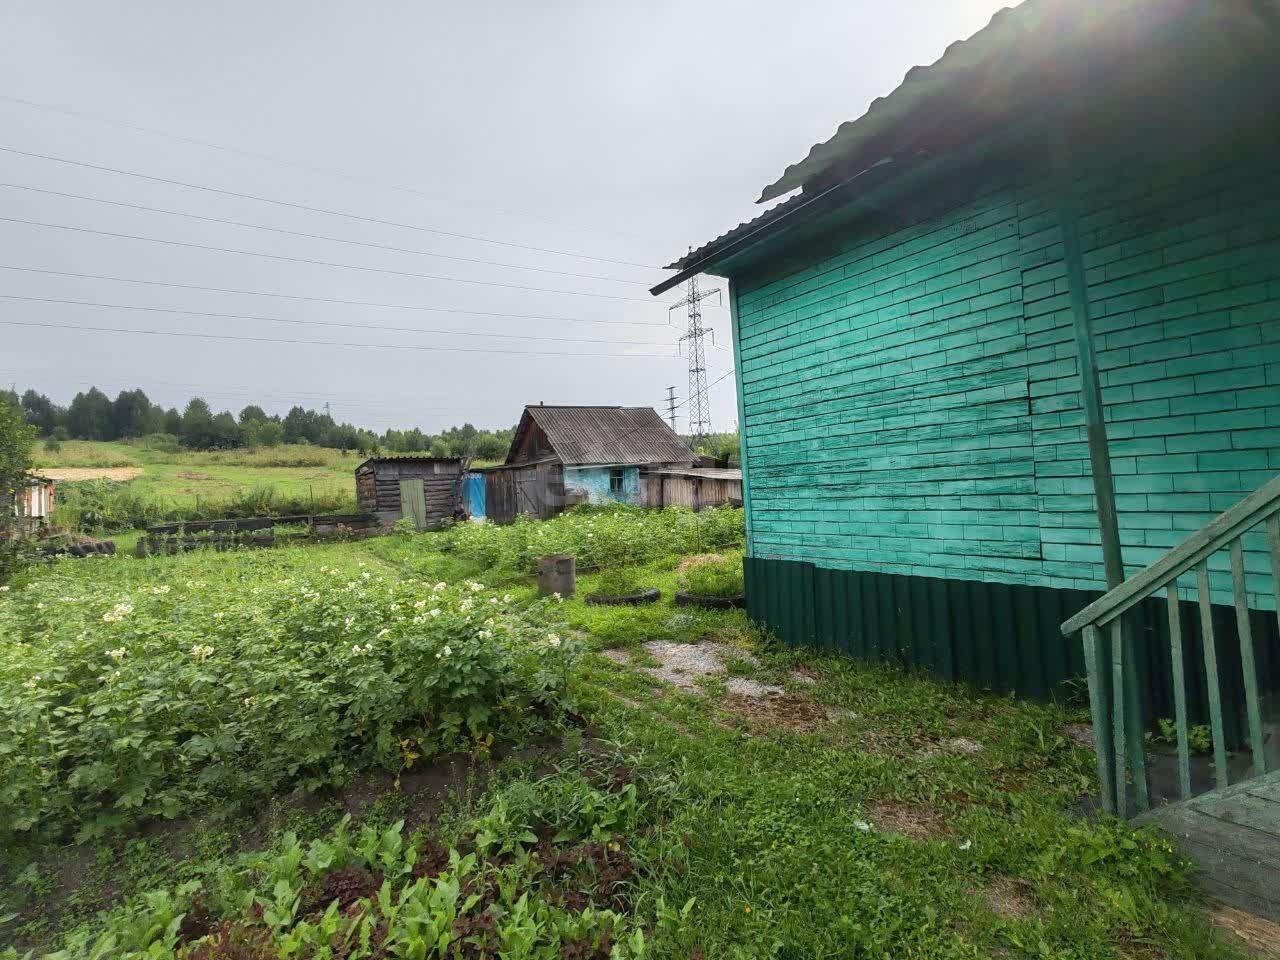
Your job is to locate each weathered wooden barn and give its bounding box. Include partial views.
[480,405,695,524]
[354,456,463,530]
[655,0,1280,906]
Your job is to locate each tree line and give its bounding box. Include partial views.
[1,386,516,460]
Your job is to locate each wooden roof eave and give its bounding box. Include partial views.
[650,120,1036,296]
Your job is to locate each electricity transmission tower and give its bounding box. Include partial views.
[669,272,720,439]
[664,386,678,431]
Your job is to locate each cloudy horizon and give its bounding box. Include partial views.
[2,0,1015,435]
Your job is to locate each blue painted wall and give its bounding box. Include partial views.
[564,466,643,505]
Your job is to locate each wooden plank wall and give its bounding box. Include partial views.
[733,130,1280,609]
[484,463,565,525]
[357,460,461,527]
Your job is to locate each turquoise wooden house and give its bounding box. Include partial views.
[654,0,1280,912]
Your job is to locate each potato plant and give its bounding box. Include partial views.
[439,505,744,575]
[0,551,578,845]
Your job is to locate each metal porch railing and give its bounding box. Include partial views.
[1061,474,1280,816]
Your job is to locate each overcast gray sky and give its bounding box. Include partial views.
[1,0,1015,435]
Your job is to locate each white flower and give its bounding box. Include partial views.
[102,602,134,623]
[243,695,257,707]
[478,630,492,639]
[958,839,972,851]
[344,616,355,629]
[545,633,562,648]
[469,581,484,593]
[488,597,499,605]
[106,647,127,660]
[152,585,171,594]
[432,581,447,592]
[413,600,428,610]
[358,561,367,567]
[361,572,371,580]
[412,616,425,625]
[551,592,561,601]
[0,585,10,593]
[22,675,38,690]
[429,608,441,617]
[36,602,45,610]
[502,594,512,603]
[459,599,473,612]
[190,644,214,662]
[442,645,452,656]
[377,628,390,638]
[854,820,872,833]
[213,612,224,620]
[351,644,365,655]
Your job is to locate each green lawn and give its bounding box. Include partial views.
[0,519,1258,959]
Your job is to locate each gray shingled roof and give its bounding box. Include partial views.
[510,406,694,467]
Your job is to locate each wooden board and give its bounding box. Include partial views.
[1144,768,1280,921]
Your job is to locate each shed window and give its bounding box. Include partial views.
[609,467,625,496]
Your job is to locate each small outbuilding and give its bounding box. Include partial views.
[355,456,464,530]
[480,405,696,524]
[7,474,56,534]
[642,467,743,511]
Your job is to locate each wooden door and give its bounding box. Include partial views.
[399,478,428,530]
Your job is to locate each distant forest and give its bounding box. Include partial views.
[1,386,515,460]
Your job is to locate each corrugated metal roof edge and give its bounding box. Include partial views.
[656,0,1278,284]
[755,1,1030,203]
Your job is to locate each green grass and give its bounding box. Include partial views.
[33,440,361,533]
[0,521,1252,959]
[31,440,140,469]
[676,554,744,598]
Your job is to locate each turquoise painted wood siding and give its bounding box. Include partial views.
[733,139,1280,608]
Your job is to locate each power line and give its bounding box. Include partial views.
[0,92,661,246]
[0,144,658,269]
[0,316,682,360]
[610,368,737,447]
[0,264,665,327]
[0,216,659,302]
[0,294,673,347]
[0,182,646,286]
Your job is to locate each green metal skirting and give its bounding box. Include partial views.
[744,556,1279,740]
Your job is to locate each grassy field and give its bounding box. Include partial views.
[31,440,360,533]
[33,439,357,504]
[1,509,1267,959]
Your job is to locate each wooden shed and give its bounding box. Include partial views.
[653,0,1280,910]
[479,406,695,524]
[642,467,742,511]
[478,459,566,526]
[355,456,463,530]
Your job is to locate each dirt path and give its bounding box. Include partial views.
[36,467,143,481]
